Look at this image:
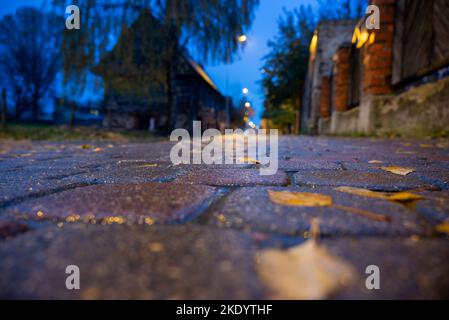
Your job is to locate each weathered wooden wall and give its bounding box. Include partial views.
[393,0,449,85]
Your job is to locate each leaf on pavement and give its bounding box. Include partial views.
[239,157,261,164]
[435,223,449,235]
[256,219,354,300]
[268,191,332,207]
[368,160,383,164]
[380,166,415,176]
[335,186,423,203]
[139,163,159,168]
[80,144,92,149]
[268,190,390,222]
[388,192,423,202]
[93,148,104,152]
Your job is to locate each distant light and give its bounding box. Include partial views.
[309,32,318,54]
[242,88,249,95]
[238,35,247,43]
[245,102,251,108]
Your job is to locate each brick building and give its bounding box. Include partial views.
[304,0,449,137]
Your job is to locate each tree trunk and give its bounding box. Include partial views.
[165,61,175,133]
[1,88,6,130]
[69,102,76,129]
[295,96,301,135]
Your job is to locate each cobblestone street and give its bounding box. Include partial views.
[0,136,448,299]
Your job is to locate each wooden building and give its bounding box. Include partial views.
[93,10,227,132]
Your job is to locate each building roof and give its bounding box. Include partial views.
[186,58,219,92]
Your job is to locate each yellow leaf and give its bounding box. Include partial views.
[80,144,92,149]
[239,157,261,164]
[256,220,354,299]
[268,191,332,207]
[435,223,449,235]
[335,187,423,203]
[335,186,388,200]
[93,148,104,152]
[139,164,159,168]
[368,160,383,164]
[388,192,423,202]
[396,150,417,155]
[419,144,433,148]
[380,166,415,176]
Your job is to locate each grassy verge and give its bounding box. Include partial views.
[0,123,163,141]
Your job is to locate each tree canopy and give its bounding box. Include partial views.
[51,0,259,88]
[260,6,315,133]
[0,7,62,119]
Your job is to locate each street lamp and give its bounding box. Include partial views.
[242,87,249,95]
[238,35,247,43]
[245,102,251,108]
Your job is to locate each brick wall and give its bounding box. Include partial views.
[320,76,331,118]
[363,0,396,96]
[333,46,352,112]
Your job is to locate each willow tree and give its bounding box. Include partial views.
[52,0,259,130]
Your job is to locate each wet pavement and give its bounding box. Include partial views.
[0,136,448,299]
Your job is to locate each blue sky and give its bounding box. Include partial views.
[0,0,315,124]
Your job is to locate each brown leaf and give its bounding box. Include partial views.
[256,220,354,300]
[268,191,332,207]
[368,160,383,164]
[380,166,415,176]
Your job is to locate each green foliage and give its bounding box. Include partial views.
[51,0,259,90]
[0,123,159,141]
[261,6,315,132]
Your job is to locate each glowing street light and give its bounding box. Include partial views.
[242,87,249,95]
[245,102,251,108]
[238,35,247,43]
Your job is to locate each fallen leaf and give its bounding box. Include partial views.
[380,166,415,176]
[80,144,92,149]
[93,148,104,152]
[239,157,261,164]
[268,191,332,207]
[388,192,423,202]
[402,143,413,147]
[368,160,383,164]
[335,186,423,203]
[256,219,354,299]
[268,190,390,222]
[396,150,417,155]
[419,144,433,148]
[435,223,449,235]
[139,163,159,168]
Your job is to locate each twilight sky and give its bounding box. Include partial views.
[0,0,316,124]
